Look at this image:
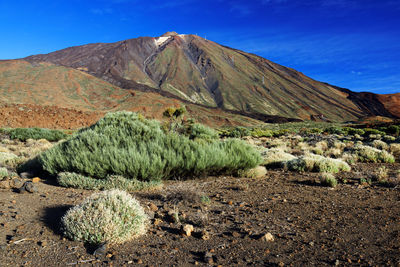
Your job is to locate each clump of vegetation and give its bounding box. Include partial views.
[186,123,219,141]
[286,153,351,173]
[0,167,8,179]
[57,172,162,191]
[371,140,388,150]
[345,145,395,163]
[4,127,68,142]
[62,189,149,245]
[261,148,296,168]
[320,173,338,188]
[38,112,261,182]
[0,152,17,165]
[389,143,400,158]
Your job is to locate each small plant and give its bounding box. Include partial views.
[0,152,17,165]
[262,148,296,168]
[57,172,162,191]
[62,189,149,245]
[345,145,395,163]
[5,127,68,142]
[320,173,337,188]
[371,140,388,151]
[200,195,211,205]
[286,154,351,173]
[0,167,8,180]
[373,166,388,183]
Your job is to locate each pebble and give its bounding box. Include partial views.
[148,203,158,212]
[0,180,10,189]
[31,177,41,183]
[260,233,274,242]
[11,178,24,189]
[181,224,194,236]
[24,182,38,193]
[201,230,210,240]
[19,172,33,179]
[93,242,108,256]
[204,251,213,264]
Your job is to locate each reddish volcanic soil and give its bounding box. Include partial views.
[1,164,399,266]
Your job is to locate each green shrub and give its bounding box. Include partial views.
[0,152,17,165]
[251,128,273,138]
[6,127,68,142]
[57,172,162,191]
[261,148,296,168]
[62,189,149,245]
[186,123,219,140]
[371,140,388,150]
[363,128,385,137]
[343,127,365,136]
[347,145,395,163]
[227,127,251,138]
[286,154,351,173]
[325,127,344,135]
[386,125,400,136]
[320,173,338,188]
[38,112,261,181]
[0,167,8,179]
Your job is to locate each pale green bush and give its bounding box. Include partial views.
[262,148,296,168]
[0,167,8,179]
[371,140,388,151]
[286,153,351,173]
[389,143,400,158]
[57,172,162,191]
[0,152,17,165]
[320,173,337,188]
[62,189,149,245]
[346,145,395,163]
[38,112,261,182]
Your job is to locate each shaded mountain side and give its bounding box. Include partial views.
[328,84,399,118]
[0,60,265,128]
[22,33,395,122]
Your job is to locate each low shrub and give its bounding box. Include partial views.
[0,167,8,179]
[261,148,296,168]
[286,154,351,173]
[57,172,162,191]
[39,112,261,182]
[62,189,149,245]
[346,145,395,163]
[320,173,337,188]
[389,143,400,158]
[251,128,273,138]
[186,123,219,141]
[371,140,388,150]
[0,152,17,165]
[363,128,385,137]
[6,127,68,142]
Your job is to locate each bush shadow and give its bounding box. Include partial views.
[42,205,73,235]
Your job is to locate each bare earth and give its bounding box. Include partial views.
[1,164,399,266]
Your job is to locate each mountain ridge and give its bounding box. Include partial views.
[4,32,398,123]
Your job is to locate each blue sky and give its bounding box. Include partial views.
[0,0,399,94]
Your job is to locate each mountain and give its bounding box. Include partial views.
[0,31,398,125]
[0,60,264,128]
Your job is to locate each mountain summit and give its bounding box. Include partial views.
[2,32,398,122]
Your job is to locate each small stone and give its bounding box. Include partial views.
[93,242,107,256]
[0,180,10,189]
[148,203,158,212]
[232,231,241,238]
[227,201,233,205]
[181,224,194,236]
[19,172,33,179]
[278,262,284,267]
[137,259,143,264]
[38,240,47,247]
[201,230,210,240]
[11,178,24,189]
[260,233,274,242]
[106,253,113,258]
[24,182,38,193]
[153,218,162,226]
[31,177,41,183]
[309,241,314,247]
[17,186,27,194]
[204,251,213,264]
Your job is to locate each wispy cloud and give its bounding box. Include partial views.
[229,3,252,16]
[90,8,113,15]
